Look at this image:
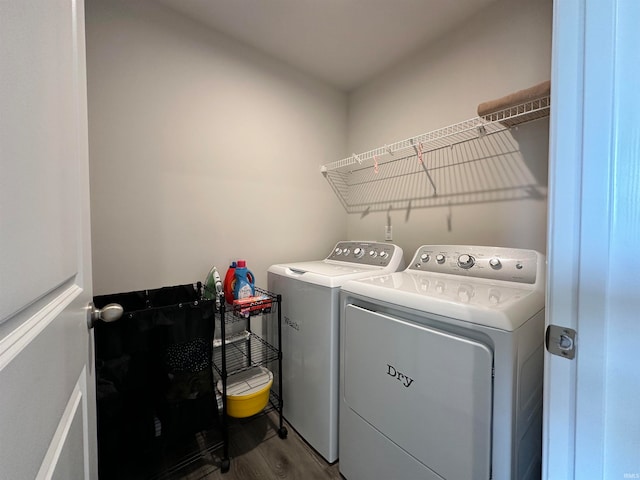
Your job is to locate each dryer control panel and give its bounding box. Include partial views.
[408,245,542,285]
[327,241,401,267]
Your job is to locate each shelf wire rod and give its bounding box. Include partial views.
[322,97,549,173]
[411,138,437,195]
[325,118,487,172]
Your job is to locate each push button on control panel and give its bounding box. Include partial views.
[488,288,501,305]
[457,285,474,303]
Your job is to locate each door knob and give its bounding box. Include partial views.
[87,302,123,329]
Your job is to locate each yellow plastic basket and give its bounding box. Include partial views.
[217,366,273,418]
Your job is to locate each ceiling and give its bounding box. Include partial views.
[155,0,499,91]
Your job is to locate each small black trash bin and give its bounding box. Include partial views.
[93,283,217,479]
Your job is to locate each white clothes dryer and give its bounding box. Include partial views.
[339,245,545,480]
[268,241,404,463]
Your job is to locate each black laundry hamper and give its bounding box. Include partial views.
[93,283,220,479]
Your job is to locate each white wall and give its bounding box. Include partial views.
[85,0,348,295]
[345,0,552,261]
[86,0,552,295]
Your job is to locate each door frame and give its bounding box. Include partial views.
[544,0,640,477]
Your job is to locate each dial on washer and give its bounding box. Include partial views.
[457,254,475,269]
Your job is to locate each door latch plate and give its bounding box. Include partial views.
[545,325,576,359]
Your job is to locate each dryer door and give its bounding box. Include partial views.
[343,304,493,480]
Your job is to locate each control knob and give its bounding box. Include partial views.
[335,248,343,255]
[457,254,475,269]
[436,254,445,264]
[369,250,378,258]
[353,247,364,258]
[420,253,430,263]
[379,251,388,259]
[489,258,501,269]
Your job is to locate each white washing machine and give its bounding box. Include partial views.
[267,241,404,463]
[339,245,546,480]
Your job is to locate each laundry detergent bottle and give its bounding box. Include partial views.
[223,261,237,303]
[233,260,255,300]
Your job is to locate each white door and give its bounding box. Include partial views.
[545,0,640,478]
[0,1,97,478]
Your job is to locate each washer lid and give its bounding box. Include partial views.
[268,260,390,288]
[268,241,405,288]
[341,271,545,331]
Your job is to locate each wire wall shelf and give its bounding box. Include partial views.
[321,96,550,214]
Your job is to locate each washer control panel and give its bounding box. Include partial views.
[408,245,540,284]
[327,241,400,267]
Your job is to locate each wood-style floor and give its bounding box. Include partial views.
[175,411,342,480]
